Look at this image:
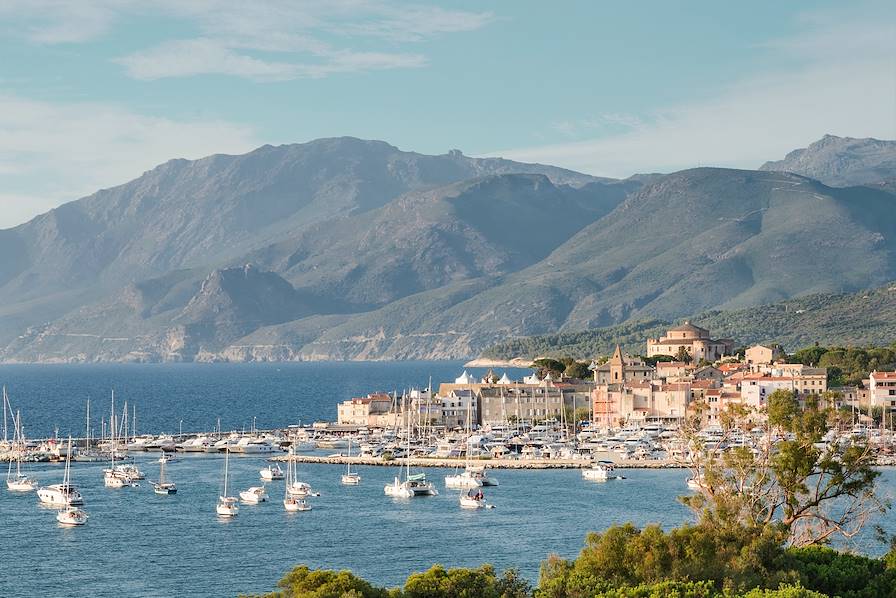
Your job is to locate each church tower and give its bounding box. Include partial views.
[609,345,625,383]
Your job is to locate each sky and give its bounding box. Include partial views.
[0,0,894,229]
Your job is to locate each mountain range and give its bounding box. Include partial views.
[1,134,894,363]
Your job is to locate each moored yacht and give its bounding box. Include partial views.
[582,460,620,481]
[260,464,284,481]
[38,437,83,506]
[239,486,268,504]
[216,449,238,518]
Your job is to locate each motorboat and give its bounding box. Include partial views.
[178,436,212,452]
[104,472,134,488]
[239,486,268,504]
[56,507,89,526]
[230,436,278,455]
[459,488,486,510]
[582,460,621,481]
[260,464,284,481]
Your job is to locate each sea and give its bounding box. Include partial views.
[0,362,893,598]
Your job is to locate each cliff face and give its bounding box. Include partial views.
[760,134,896,187]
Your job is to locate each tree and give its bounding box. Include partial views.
[674,346,693,364]
[404,564,530,598]
[564,360,591,380]
[260,566,392,598]
[532,358,565,379]
[679,390,886,547]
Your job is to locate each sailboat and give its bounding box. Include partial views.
[445,397,498,488]
[216,448,239,517]
[341,437,361,485]
[283,447,311,511]
[104,391,134,488]
[38,436,84,506]
[152,455,177,495]
[6,410,37,492]
[385,398,437,498]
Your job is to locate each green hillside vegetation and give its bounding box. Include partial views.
[481,284,896,362]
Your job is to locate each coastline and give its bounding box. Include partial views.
[463,357,532,368]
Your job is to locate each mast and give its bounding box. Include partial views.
[2,386,8,443]
[222,447,230,497]
[85,398,91,451]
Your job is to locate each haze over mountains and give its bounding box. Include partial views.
[1,134,894,363]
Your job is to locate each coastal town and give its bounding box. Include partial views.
[337,322,893,432]
[5,322,895,471]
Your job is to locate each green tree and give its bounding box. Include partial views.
[680,391,885,547]
[564,360,592,380]
[674,346,693,364]
[258,566,392,598]
[404,564,530,598]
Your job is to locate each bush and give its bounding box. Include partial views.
[784,546,896,598]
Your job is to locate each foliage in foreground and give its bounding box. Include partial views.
[248,530,896,598]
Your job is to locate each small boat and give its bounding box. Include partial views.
[283,447,313,511]
[216,448,238,518]
[56,507,89,526]
[152,457,177,495]
[459,488,486,510]
[582,460,621,481]
[385,399,437,498]
[239,486,268,504]
[158,452,177,464]
[341,438,361,485]
[260,464,284,481]
[37,437,83,506]
[5,405,37,492]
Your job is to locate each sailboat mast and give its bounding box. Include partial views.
[85,398,90,451]
[223,448,230,496]
[2,386,7,443]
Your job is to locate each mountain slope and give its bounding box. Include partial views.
[479,282,896,360]
[0,137,603,342]
[3,137,896,363]
[760,135,896,186]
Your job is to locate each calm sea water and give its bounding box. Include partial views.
[0,363,893,598]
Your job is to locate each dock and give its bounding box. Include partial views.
[270,454,686,469]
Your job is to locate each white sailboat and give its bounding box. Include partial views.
[341,437,361,485]
[385,398,437,498]
[103,392,134,488]
[37,437,83,506]
[445,398,496,488]
[152,456,177,495]
[216,448,238,517]
[283,448,312,511]
[6,409,37,492]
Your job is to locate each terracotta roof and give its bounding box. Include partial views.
[872,371,896,379]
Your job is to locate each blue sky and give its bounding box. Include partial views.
[0,0,894,227]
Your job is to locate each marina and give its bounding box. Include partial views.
[1,361,896,596]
